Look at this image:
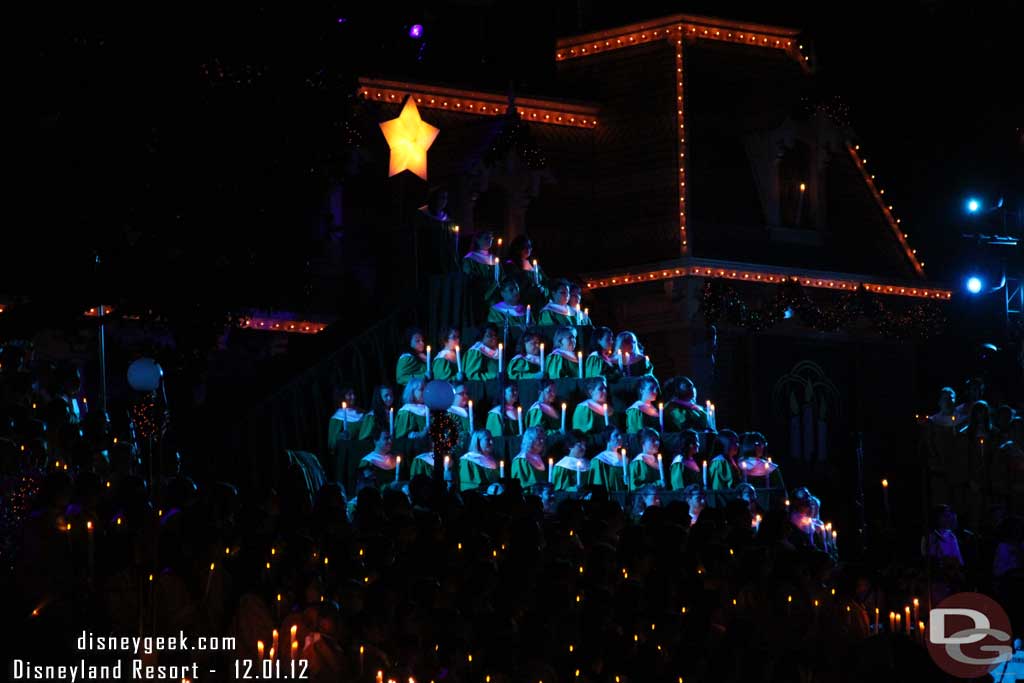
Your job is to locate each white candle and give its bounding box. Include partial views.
[500,460,505,479]
[584,307,589,321]
[444,455,452,481]
[576,306,582,325]
[539,342,545,370]
[533,259,540,286]
[657,453,664,483]
[561,403,567,432]
[621,449,629,486]
[389,407,394,436]
[603,403,609,426]
[453,225,459,255]
[456,344,462,374]
[425,408,430,431]
[577,351,583,378]
[342,401,348,433]
[702,460,708,487]
[395,456,401,482]
[576,460,582,489]
[517,406,523,435]
[426,345,431,374]
[526,304,531,323]
[468,400,474,432]
[548,458,554,483]
[618,351,624,371]
[498,344,503,373]
[624,352,630,377]
[658,402,664,431]
[494,257,500,283]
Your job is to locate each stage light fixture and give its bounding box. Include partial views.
[966,276,983,294]
[409,24,424,39]
[966,198,981,214]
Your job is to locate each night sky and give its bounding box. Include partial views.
[17,1,1022,306]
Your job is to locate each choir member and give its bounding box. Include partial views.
[504,235,548,307]
[544,326,581,379]
[552,432,589,492]
[488,279,530,326]
[670,429,702,490]
[525,380,562,433]
[431,326,463,381]
[538,279,576,327]
[568,283,592,327]
[410,450,436,479]
[464,325,501,381]
[572,377,612,435]
[462,230,497,281]
[328,385,373,451]
[589,426,628,492]
[612,331,654,377]
[357,430,398,487]
[584,326,620,380]
[511,426,549,489]
[708,429,741,490]
[625,376,661,434]
[629,428,663,491]
[447,381,473,436]
[393,378,429,439]
[507,329,545,380]
[664,377,709,432]
[459,430,500,491]
[682,483,706,526]
[486,383,521,437]
[395,327,428,386]
[370,385,396,435]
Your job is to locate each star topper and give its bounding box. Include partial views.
[378,96,439,180]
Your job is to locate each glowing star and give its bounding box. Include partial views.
[379,97,439,180]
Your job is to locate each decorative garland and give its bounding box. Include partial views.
[427,411,461,458]
[700,278,945,339]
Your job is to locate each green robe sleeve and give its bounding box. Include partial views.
[526,406,562,432]
[629,458,662,491]
[545,354,580,380]
[431,356,459,381]
[508,356,542,380]
[669,461,702,490]
[487,307,528,327]
[464,349,499,381]
[572,404,609,435]
[538,310,576,327]
[486,411,517,437]
[327,418,346,453]
[459,460,499,491]
[708,457,735,491]
[511,458,546,489]
[396,354,427,386]
[585,354,621,381]
[552,465,584,492]
[394,411,426,439]
[409,457,433,479]
[625,408,644,434]
[589,458,627,492]
[355,413,376,441]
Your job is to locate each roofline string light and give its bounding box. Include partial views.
[847,143,926,278]
[582,262,952,300]
[675,27,688,255]
[358,78,599,129]
[555,15,807,72]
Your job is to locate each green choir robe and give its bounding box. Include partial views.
[409,452,435,479]
[708,454,740,490]
[625,401,661,434]
[463,250,499,280]
[396,352,427,386]
[572,400,611,435]
[552,455,589,492]
[464,343,500,381]
[664,400,709,432]
[431,350,460,381]
[614,354,654,378]
[669,456,702,490]
[459,452,499,491]
[526,402,562,432]
[511,454,548,489]
[327,408,374,452]
[394,403,428,439]
[589,451,629,492]
[545,349,582,380]
[486,405,520,437]
[488,302,529,327]
[537,303,577,327]
[508,353,543,380]
[629,454,663,491]
[357,452,399,488]
[585,351,622,381]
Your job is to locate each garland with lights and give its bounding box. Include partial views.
[700,278,945,339]
[427,411,461,459]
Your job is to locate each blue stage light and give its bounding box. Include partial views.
[966,276,983,294]
[409,24,424,39]
[966,198,981,213]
